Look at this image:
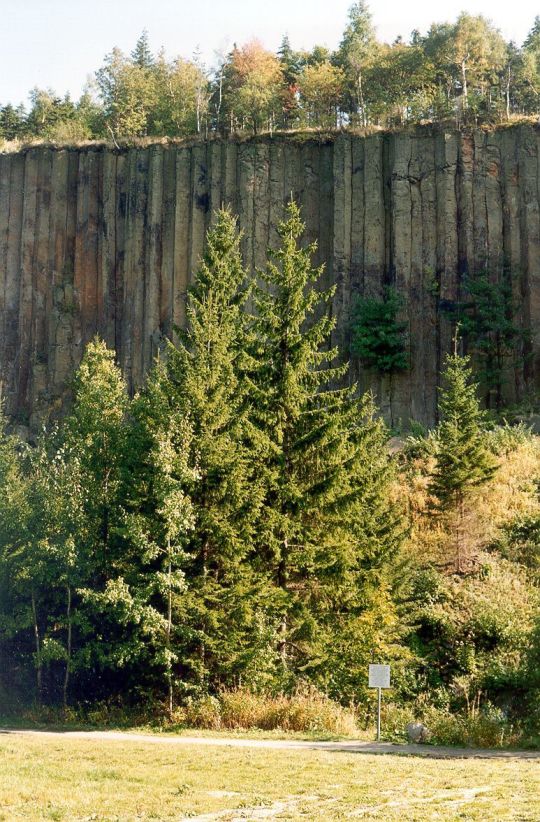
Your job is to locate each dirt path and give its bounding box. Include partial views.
[2,728,538,759]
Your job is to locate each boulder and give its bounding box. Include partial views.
[406,721,431,743]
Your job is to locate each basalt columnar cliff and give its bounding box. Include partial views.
[1,125,540,428]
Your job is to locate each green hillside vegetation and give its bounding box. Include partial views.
[1,203,540,748]
[1,5,540,144]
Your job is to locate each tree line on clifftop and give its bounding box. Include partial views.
[2,203,540,747]
[1,4,540,144]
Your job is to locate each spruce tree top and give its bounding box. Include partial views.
[429,352,496,508]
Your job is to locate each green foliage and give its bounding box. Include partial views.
[422,704,517,748]
[131,210,267,693]
[0,103,26,141]
[441,273,529,408]
[429,352,497,571]
[246,201,404,691]
[350,287,408,374]
[430,352,497,508]
[485,421,534,456]
[179,687,358,734]
[5,199,540,745]
[492,514,540,577]
[402,556,536,713]
[4,8,540,142]
[334,1,378,125]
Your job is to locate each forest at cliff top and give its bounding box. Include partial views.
[1,3,540,144]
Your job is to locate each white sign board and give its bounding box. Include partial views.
[369,664,391,689]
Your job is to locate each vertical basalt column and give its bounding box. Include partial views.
[237,142,255,274]
[100,150,117,352]
[360,133,386,410]
[3,153,24,414]
[347,137,365,391]
[519,127,540,387]
[332,134,352,356]
[145,145,163,372]
[299,142,320,260]
[173,147,191,332]
[268,140,285,252]
[252,142,270,272]
[160,147,177,340]
[407,137,424,422]
[113,152,127,363]
[472,132,489,275]
[18,149,40,414]
[85,151,101,346]
[500,130,524,399]
[120,149,135,389]
[223,142,238,211]
[131,148,150,390]
[458,134,475,279]
[73,151,88,373]
[0,154,11,396]
[435,133,459,384]
[208,141,223,223]
[318,143,334,296]
[390,133,414,426]
[486,132,513,405]
[190,143,208,278]
[54,150,79,398]
[418,136,438,424]
[48,150,69,399]
[485,131,504,282]
[31,148,53,423]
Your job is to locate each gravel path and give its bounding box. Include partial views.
[2,728,539,759]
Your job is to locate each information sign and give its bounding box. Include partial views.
[368,664,391,741]
[368,664,391,689]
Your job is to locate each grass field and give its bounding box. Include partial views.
[0,733,539,821]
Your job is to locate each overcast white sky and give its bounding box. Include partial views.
[1,0,539,105]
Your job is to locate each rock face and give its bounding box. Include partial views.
[1,126,540,428]
[406,721,432,743]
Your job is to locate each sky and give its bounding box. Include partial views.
[1,0,539,106]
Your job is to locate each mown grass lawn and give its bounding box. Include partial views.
[0,733,538,821]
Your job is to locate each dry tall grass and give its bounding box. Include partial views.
[179,688,359,735]
[402,430,540,570]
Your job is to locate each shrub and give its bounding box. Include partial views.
[350,287,408,374]
[177,688,358,735]
[486,422,534,456]
[379,702,417,741]
[423,704,519,749]
[182,695,222,730]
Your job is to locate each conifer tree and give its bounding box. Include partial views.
[247,201,403,681]
[429,349,497,573]
[138,210,264,688]
[131,30,154,69]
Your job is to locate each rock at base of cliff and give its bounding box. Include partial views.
[406,721,432,743]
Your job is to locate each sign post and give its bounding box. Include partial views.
[368,664,391,741]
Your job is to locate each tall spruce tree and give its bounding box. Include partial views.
[131,30,154,69]
[137,210,264,689]
[247,201,403,683]
[429,350,497,573]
